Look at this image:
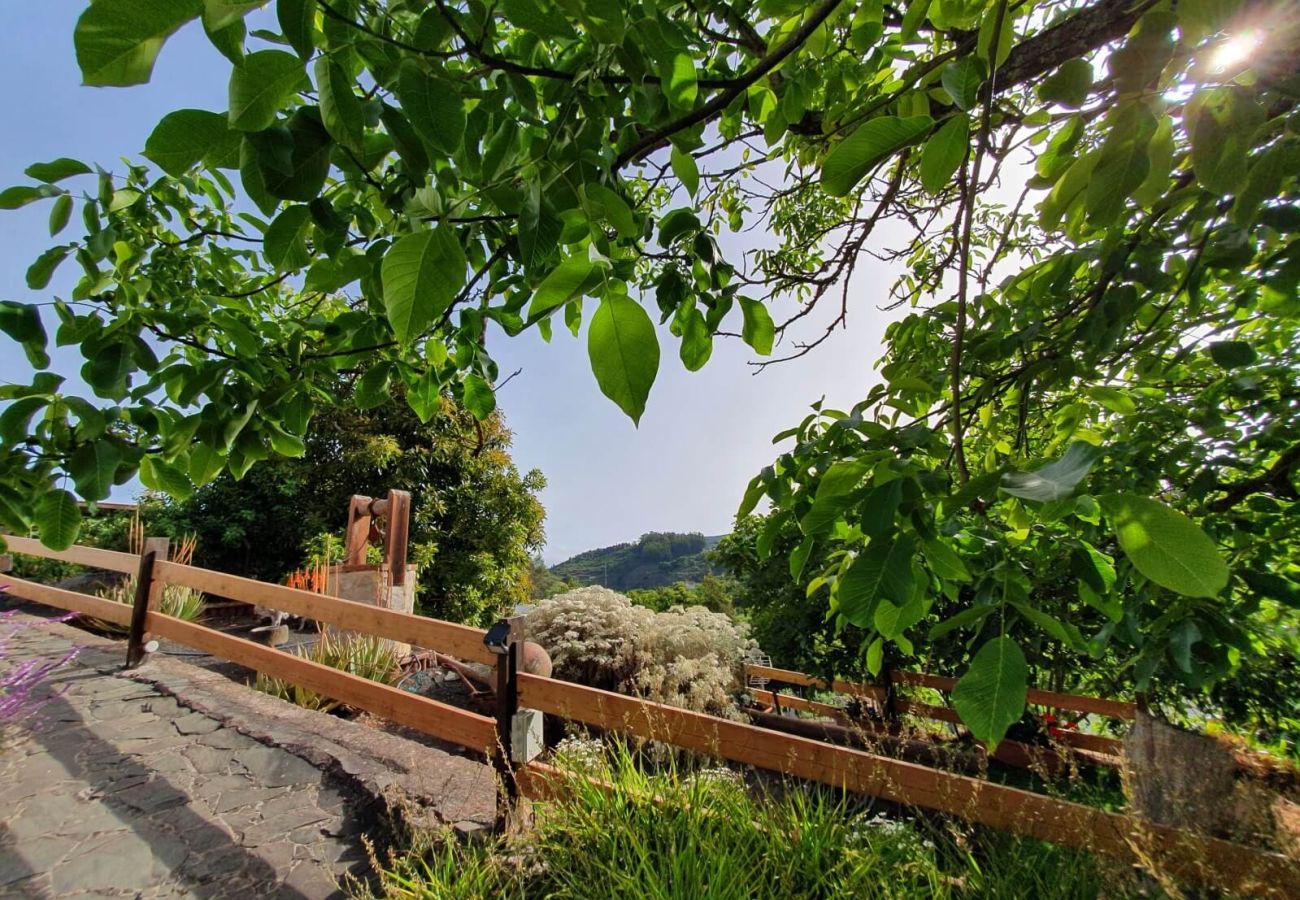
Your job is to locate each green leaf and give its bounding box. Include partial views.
[25,158,92,183]
[519,185,561,275]
[253,108,333,201]
[0,186,50,210]
[941,57,985,111]
[670,146,699,199]
[74,0,202,86]
[277,0,316,58]
[27,245,73,291]
[144,108,233,176]
[800,460,869,535]
[919,114,968,195]
[584,183,638,240]
[821,116,933,197]
[354,366,392,410]
[406,369,442,424]
[923,538,971,582]
[140,457,194,501]
[661,52,698,109]
[528,252,595,320]
[228,49,309,132]
[397,60,465,156]
[658,208,701,245]
[951,637,1028,749]
[1099,493,1230,598]
[263,204,313,272]
[929,605,995,640]
[35,489,82,551]
[48,194,74,237]
[0,302,49,351]
[838,534,916,628]
[790,536,814,581]
[189,444,226,485]
[462,373,496,420]
[1208,340,1257,369]
[737,474,766,519]
[575,0,625,44]
[1038,59,1093,109]
[203,0,264,30]
[739,298,774,356]
[502,0,575,39]
[588,292,660,425]
[67,440,123,502]
[0,397,47,445]
[316,58,365,152]
[679,307,712,372]
[204,12,246,64]
[1185,87,1266,196]
[1000,442,1101,502]
[380,227,468,344]
[866,637,884,676]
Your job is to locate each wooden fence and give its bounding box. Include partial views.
[3,534,1297,897]
[745,662,1128,760]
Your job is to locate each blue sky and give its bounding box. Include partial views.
[1,7,904,563]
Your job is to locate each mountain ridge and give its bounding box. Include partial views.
[549,531,724,591]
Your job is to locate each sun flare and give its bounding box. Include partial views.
[1209,30,1263,72]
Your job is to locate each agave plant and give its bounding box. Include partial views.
[85,520,205,634]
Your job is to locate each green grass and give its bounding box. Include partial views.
[358,740,1146,900]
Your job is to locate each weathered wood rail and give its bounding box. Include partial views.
[4,534,1297,897]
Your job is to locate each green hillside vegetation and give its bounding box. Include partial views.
[549,532,722,591]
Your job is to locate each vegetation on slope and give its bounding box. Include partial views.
[549,532,721,591]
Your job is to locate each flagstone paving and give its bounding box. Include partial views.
[0,606,496,899]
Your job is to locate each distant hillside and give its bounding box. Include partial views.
[550,532,724,591]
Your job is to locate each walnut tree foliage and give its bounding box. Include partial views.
[1,0,1298,745]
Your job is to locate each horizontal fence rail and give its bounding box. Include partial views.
[3,534,138,574]
[152,561,496,667]
[518,672,1299,897]
[1,575,133,627]
[146,612,496,754]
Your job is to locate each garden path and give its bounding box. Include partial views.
[0,606,496,899]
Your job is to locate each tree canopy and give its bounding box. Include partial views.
[1,0,1298,745]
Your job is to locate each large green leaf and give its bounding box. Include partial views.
[74,0,202,86]
[821,116,933,197]
[679,307,712,371]
[837,534,916,628]
[277,0,316,58]
[1038,59,1093,108]
[263,205,312,271]
[800,461,869,535]
[144,109,234,176]
[1000,442,1101,502]
[462,374,497,420]
[519,186,561,275]
[919,114,969,195]
[25,159,92,183]
[502,0,575,39]
[1185,87,1266,196]
[952,636,1028,749]
[1099,493,1230,598]
[739,298,774,356]
[316,58,365,152]
[228,49,309,132]
[380,227,468,344]
[661,52,698,109]
[251,108,333,201]
[940,57,985,111]
[67,440,123,503]
[397,60,465,155]
[527,253,596,320]
[35,489,83,551]
[588,293,659,425]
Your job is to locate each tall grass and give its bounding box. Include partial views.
[88,527,205,633]
[361,739,1142,900]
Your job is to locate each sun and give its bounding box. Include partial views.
[1209,30,1263,73]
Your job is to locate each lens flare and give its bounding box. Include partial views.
[1210,31,1263,72]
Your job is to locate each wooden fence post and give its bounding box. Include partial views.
[486,616,522,829]
[126,537,168,669]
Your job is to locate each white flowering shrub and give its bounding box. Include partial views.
[525,586,760,717]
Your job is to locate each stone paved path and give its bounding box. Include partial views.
[0,610,372,899]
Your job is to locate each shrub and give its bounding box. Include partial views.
[524,586,758,716]
[255,630,399,713]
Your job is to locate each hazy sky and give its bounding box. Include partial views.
[0,7,907,563]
